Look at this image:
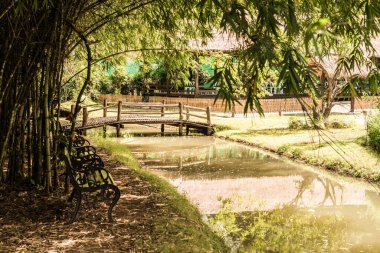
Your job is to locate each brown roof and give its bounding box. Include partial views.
[371,37,380,57]
[310,56,375,80]
[310,37,380,79]
[189,31,242,52]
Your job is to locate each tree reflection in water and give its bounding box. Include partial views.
[291,175,344,207]
[208,201,349,252]
[207,175,380,252]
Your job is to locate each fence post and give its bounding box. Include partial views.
[161,100,165,136]
[82,107,88,136]
[206,106,211,136]
[116,100,122,137]
[178,102,183,136]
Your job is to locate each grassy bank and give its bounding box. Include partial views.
[214,114,380,183]
[94,138,228,252]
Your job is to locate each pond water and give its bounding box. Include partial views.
[122,136,380,252]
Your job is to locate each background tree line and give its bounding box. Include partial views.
[1,0,380,192]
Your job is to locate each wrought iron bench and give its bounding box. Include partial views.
[59,137,120,224]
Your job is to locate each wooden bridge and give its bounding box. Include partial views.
[61,100,214,136]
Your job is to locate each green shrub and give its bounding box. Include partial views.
[214,124,234,132]
[290,148,303,159]
[277,145,289,154]
[368,113,380,152]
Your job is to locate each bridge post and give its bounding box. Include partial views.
[103,99,107,137]
[178,102,183,136]
[185,107,190,135]
[186,107,190,120]
[116,101,122,137]
[82,107,88,136]
[206,106,211,136]
[161,100,165,136]
[103,99,107,117]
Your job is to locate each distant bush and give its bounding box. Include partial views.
[214,124,234,132]
[368,113,380,152]
[288,117,308,130]
[325,120,350,129]
[289,116,352,130]
[325,117,353,129]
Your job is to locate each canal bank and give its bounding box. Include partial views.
[94,137,228,252]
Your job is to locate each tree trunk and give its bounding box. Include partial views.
[323,79,334,119]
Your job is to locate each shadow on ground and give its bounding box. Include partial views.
[0,149,173,252]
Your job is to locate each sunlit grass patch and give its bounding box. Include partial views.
[215,114,380,182]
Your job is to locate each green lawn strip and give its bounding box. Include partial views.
[216,128,380,183]
[94,138,228,253]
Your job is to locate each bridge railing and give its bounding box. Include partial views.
[72,99,212,136]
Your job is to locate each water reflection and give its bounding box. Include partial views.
[124,136,380,251]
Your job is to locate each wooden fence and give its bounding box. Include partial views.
[96,94,315,114]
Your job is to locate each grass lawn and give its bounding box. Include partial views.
[214,113,380,182]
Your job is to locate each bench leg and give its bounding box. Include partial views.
[68,188,77,202]
[107,185,120,222]
[67,192,82,224]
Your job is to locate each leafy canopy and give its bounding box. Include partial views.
[198,0,380,114]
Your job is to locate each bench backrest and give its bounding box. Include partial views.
[59,143,114,189]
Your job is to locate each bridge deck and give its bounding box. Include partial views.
[61,116,213,133]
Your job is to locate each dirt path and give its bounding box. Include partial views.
[0,148,179,252]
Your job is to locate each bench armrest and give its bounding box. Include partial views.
[73,167,114,188]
